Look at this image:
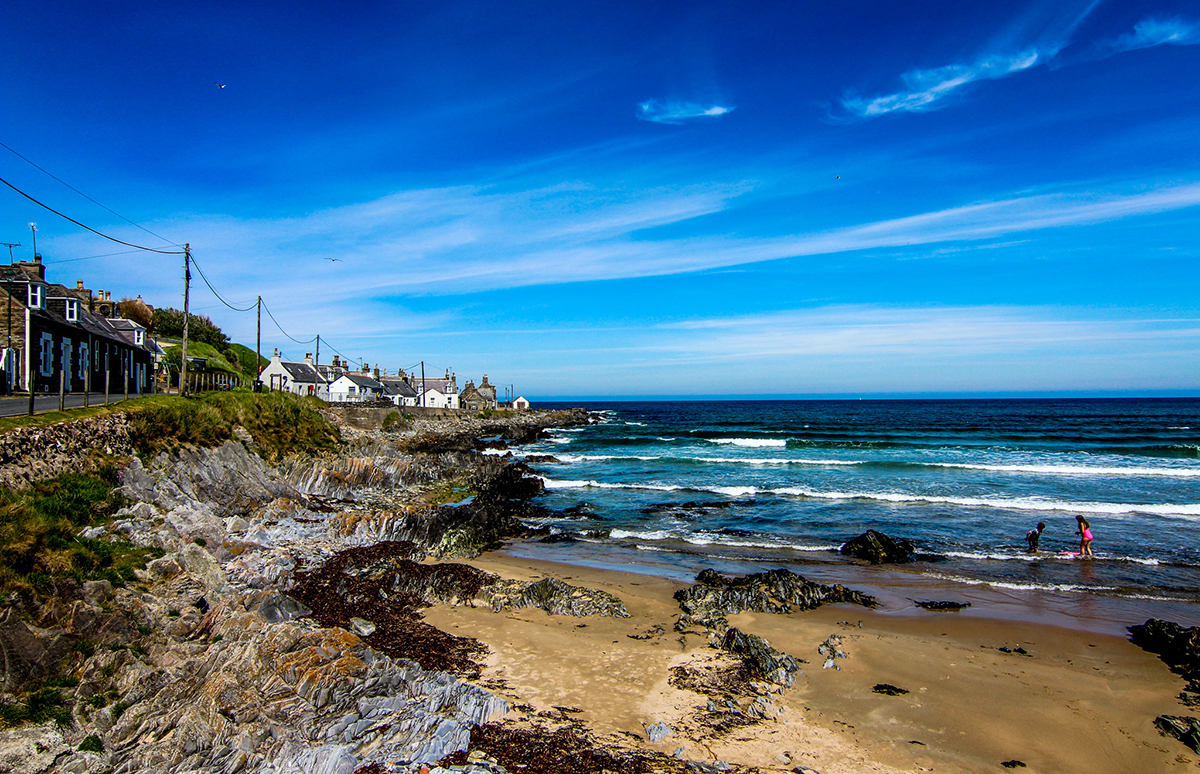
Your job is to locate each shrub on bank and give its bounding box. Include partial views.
[126,391,341,462]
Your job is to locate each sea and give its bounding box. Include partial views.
[496,398,1200,633]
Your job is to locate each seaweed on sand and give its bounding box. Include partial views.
[439,723,700,774]
[290,540,492,676]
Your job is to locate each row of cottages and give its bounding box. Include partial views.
[1,257,157,395]
[257,353,511,410]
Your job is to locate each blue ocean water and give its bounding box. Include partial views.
[507,399,1200,616]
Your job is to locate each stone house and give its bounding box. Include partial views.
[398,368,458,409]
[458,375,498,411]
[1,257,154,395]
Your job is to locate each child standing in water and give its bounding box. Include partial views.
[1026,522,1046,553]
[1075,515,1094,558]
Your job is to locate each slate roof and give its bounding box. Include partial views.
[281,361,326,384]
[337,373,384,390]
[379,377,418,398]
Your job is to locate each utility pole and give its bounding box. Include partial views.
[255,295,261,390]
[314,335,320,370]
[28,224,36,261]
[181,245,190,396]
[420,360,426,408]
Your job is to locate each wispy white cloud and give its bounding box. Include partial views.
[842,49,1045,118]
[1089,17,1200,57]
[840,13,1200,119]
[637,99,734,124]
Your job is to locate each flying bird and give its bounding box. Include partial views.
[214,82,226,89]
[323,257,342,262]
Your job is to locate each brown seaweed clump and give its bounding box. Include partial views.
[439,723,701,774]
[290,540,493,676]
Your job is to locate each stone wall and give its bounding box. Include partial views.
[0,413,134,489]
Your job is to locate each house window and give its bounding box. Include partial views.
[65,299,79,322]
[28,285,45,309]
[39,333,53,376]
[78,343,88,380]
[134,330,144,346]
[348,386,356,395]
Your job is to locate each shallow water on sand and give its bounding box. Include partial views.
[508,399,1200,629]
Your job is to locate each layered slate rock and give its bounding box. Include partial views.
[479,577,629,618]
[840,529,916,564]
[720,627,801,688]
[674,568,877,632]
[1156,715,1200,753]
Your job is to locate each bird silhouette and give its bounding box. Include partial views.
[323,257,342,262]
[214,82,226,89]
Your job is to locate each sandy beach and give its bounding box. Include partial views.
[423,551,1193,773]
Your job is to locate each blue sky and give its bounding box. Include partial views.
[2,0,1199,398]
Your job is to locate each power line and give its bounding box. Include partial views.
[0,141,182,248]
[189,253,258,312]
[43,248,149,265]
[0,174,184,254]
[260,299,317,345]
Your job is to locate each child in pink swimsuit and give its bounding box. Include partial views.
[1075,515,1093,558]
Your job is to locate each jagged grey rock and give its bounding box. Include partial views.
[674,568,876,633]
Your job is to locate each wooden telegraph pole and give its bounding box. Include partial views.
[255,295,262,389]
[181,245,191,396]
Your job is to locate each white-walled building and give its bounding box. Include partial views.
[258,351,328,398]
[328,372,385,402]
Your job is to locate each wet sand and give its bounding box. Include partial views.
[422,552,1195,773]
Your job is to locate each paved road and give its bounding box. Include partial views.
[0,392,155,417]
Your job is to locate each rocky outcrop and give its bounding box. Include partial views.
[674,568,877,633]
[479,578,629,618]
[720,628,800,688]
[97,599,506,774]
[0,413,134,489]
[117,441,301,518]
[1129,618,1200,680]
[1156,715,1200,753]
[839,529,916,564]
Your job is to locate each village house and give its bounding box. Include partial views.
[258,351,328,397]
[378,375,419,406]
[513,396,530,410]
[1,257,155,396]
[458,374,498,411]
[327,364,386,402]
[395,368,458,409]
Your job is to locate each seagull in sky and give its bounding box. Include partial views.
[214,82,226,89]
[323,257,342,262]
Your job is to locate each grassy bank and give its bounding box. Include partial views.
[125,390,342,462]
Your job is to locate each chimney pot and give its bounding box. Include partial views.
[76,280,84,290]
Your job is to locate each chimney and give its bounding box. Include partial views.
[304,353,313,365]
[362,362,369,374]
[105,291,111,301]
[76,280,84,290]
[374,366,380,379]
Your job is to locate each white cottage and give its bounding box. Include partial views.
[258,351,328,398]
[327,372,385,403]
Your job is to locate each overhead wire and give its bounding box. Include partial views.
[260,299,317,345]
[0,140,183,248]
[189,253,258,312]
[0,144,374,371]
[0,174,184,254]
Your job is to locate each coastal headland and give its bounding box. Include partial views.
[0,395,1196,773]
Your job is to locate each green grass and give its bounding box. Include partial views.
[0,688,72,728]
[0,469,164,597]
[124,391,341,462]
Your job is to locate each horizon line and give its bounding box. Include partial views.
[528,390,1200,402]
